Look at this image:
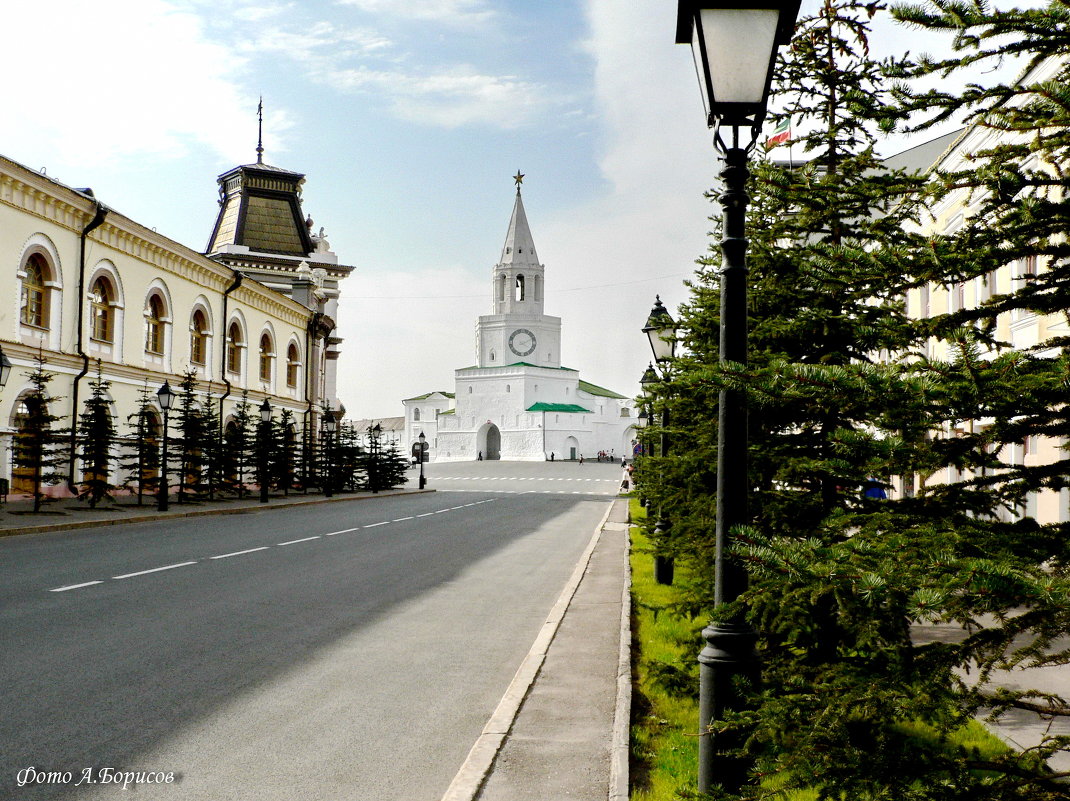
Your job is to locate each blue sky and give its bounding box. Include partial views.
[3,0,963,417]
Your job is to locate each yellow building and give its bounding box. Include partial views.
[898,55,1067,524]
[0,149,353,497]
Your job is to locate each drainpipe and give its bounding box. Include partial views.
[217,272,244,428]
[67,196,108,494]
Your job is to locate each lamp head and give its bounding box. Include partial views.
[156,380,177,411]
[260,398,272,422]
[0,346,11,389]
[676,0,801,130]
[642,296,677,363]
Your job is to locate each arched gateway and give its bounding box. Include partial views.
[478,422,501,460]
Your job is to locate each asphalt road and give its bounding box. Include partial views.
[0,464,620,800]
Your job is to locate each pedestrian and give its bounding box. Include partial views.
[621,455,626,466]
[619,466,630,492]
[478,451,483,461]
[579,455,584,465]
[550,451,555,461]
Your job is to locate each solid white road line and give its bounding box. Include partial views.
[112,561,198,580]
[278,536,321,546]
[50,581,104,592]
[210,546,270,560]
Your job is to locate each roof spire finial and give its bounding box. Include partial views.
[256,96,264,164]
[513,170,524,194]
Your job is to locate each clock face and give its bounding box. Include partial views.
[508,328,537,357]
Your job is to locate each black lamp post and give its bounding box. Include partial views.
[323,412,336,498]
[369,423,382,494]
[417,431,427,489]
[156,380,176,511]
[259,399,272,503]
[642,296,679,586]
[676,0,800,793]
[0,346,11,389]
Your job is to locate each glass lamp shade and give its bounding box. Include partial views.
[676,0,801,127]
[323,414,337,434]
[643,296,677,363]
[0,348,11,388]
[640,364,660,397]
[260,399,272,422]
[156,380,177,411]
[418,432,426,444]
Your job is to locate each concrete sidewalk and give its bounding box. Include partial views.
[0,483,432,537]
[441,498,631,801]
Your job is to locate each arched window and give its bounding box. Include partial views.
[90,276,114,342]
[258,333,274,383]
[286,343,300,388]
[21,254,49,328]
[413,407,421,422]
[498,273,507,303]
[190,309,209,366]
[515,274,526,301]
[533,274,542,302]
[145,294,166,354]
[227,322,243,374]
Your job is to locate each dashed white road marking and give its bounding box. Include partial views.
[50,581,104,592]
[46,493,505,592]
[210,546,270,560]
[278,536,321,546]
[113,561,198,580]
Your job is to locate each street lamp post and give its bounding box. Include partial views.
[259,399,272,503]
[323,413,336,498]
[368,423,382,494]
[418,431,427,489]
[676,0,801,793]
[642,296,679,586]
[156,380,177,512]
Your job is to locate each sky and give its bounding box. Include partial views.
[3,0,964,418]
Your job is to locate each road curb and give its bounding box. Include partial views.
[439,500,618,801]
[0,489,437,538]
[609,524,632,801]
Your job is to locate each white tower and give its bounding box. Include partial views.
[476,172,562,368]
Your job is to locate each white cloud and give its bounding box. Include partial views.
[2,0,261,170]
[326,65,549,128]
[337,0,496,27]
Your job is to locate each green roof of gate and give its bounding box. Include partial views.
[527,403,593,413]
[577,380,627,399]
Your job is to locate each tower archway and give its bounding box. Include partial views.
[478,422,502,460]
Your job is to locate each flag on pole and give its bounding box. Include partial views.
[765,116,792,149]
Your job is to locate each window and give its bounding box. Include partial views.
[533,275,542,302]
[515,274,525,301]
[498,274,507,303]
[413,407,421,422]
[90,277,113,342]
[286,343,299,388]
[227,322,243,374]
[145,294,166,354]
[21,254,48,328]
[190,310,209,366]
[258,333,273,382]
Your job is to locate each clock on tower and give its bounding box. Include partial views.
[508,328,537,358]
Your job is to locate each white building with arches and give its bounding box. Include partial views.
[404,178,636,462]
[0,148,353,498]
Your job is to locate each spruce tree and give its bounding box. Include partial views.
[13,352,68,513]
[120,381,161,506]
[223,391,254,498]
[174,370,205,503]
[76,361,116,508]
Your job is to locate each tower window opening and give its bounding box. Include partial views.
[515,274,525,301]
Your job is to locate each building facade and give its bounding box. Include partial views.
[404,178,636,462]
[0,148,353,497]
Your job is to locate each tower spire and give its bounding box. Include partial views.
[256,96,264,164]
